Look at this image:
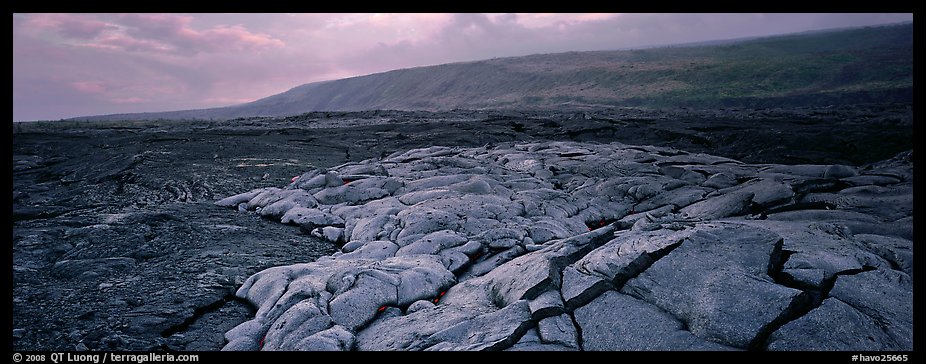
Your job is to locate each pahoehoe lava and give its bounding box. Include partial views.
[217,139,912,351]
[12,106,912,351]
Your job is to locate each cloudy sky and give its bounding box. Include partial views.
[12,13,912,121]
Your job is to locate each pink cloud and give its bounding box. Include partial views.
[23,13,284,56]
[12,42,69,61]
[196,25,286,52]
[88,34,173,53]
[509,13,621,28]
[25,13,114,39]
[70,81,107,94]
[111,13,284,54]
[117,13,190,35]
[112,97,147,104]
[308,13,453,49]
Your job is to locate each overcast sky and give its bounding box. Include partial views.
[12,13,912,121]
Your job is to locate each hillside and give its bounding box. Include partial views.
[73,23,912,121]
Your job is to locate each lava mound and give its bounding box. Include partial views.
[217,141,912,351]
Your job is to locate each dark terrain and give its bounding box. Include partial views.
[11,104,912,351]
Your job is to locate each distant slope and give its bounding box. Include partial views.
[74,23,912,121]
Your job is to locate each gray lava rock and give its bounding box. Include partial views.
[461,245,526,279]
[215,189,264,207]
[560,265,612,311]
[576,291,733,351]
[396,230,467,256]
[621,223,806,348]
[537,314,579,348]
[480,227,615,307]
[841,175,900,186]
[17,109,913,353]
[679,191,754,220]
[719,179,794,207]
[215,140,911,351]
[702,172,738,189]
[230,255,453,349]
[312,226,344,243]
[572,228,690,288]
[781,268,826,290]
[337,240,399,261]
[288,325,355,351]
[259,190,318,218]
[766,298,899,351]
[246,188,292,210]
[356,304,486,351]
[439,249,470,273]
[406,300,435,314]
[51,257,136,280]
[634,185,709,212]
[854,234,913,276]
[828,269,912,350]
[504,328,576,351]
[823,164,858,179]
[424,300,532,351]
[262,300,333,351]
[528,290,565,320]
[222,320,264,351]
[280,207,344,227]
[738,220,888,280]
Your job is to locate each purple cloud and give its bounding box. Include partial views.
[25,13,114,39]
[23,13,284,56]
[70,81,107,94]
[111,14,284,55]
